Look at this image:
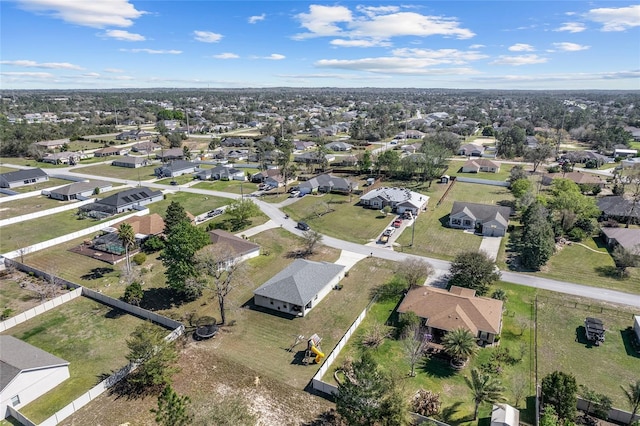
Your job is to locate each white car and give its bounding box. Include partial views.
[289,190,300,198]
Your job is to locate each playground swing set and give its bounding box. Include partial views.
[288,333,326,365]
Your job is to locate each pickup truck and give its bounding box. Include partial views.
[379,234,389,243]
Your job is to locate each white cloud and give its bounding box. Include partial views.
[16,0,145,28]
[555,22,586,33]
[248,14,265,24]
[552,42,590,52]
[193,30,223,43]
[0,59,83,70]
[263,54,286,60]
[475,70,640,83]
[349,12,475,40]
[508,43,535,52]
[120,48,182,54]
[101,29,145,41]
[1,71,55,78]
[391,48,488,64]
[315,57,478,75]
[469,44,485,49]
[490,54,548,66]
[213,53,240,59]
[585,5,640,31]
[81,72,101,78]
[330,39,390,48]
[355,5,400,18]
[294,5,352,39]
[104,68,124,73]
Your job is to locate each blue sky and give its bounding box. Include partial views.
[1,0,639,90]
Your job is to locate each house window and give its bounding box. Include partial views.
[11,395,20,406]
[269,299,273,305]
[463,220,472,226]
[451,218,461,225]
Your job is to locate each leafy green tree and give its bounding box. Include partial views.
[448,251,500,296]
[126,322,179,390]
[520,202,555,270]
[548,179,600,233]
[225,198,261,229]
[524,143,553,172]
[509,165,529,182]
[359,150,372,174]
[336,351,410,425]
[417,141,450,187]
[580,385,612,420]
[118,222,135,274]
[540,405,560,426]
[442,328,477,366]
[151,385,193,426]
[142,235,165,253]
[182,145,191,160]
[123,282,143,306]
[622,379,640,426]
[510,178,533,199]
[163,221,209,296]
[376,149,401,178]
[164,201,189,235]
[425,131,461,153]
[612,244,640,278]
[375,276,408,301]
[497,126,526,158]
[465,368,506,420]
[541,371,578,424]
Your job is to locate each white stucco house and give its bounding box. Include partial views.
[0,336,70,420]
[253,259,345,317]
[359,187,429,216]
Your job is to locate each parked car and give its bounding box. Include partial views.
[383,227,395,236]
[289,190,300,198]
[379,234,389,243]
[393,218,403,228]
[297,221,310,231]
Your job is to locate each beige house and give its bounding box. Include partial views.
[461,158,500,173]
[397,286,503,346]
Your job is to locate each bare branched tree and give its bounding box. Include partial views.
[403,324,429,377]
[395,258,435,289]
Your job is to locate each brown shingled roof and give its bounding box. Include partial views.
[208,229,260,257]
[117,213,165,236]
[397,285,503,335]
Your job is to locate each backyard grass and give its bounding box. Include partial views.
[0,194,65,220]
[70,163,158,181]
[0,157,65,169]
[397,181,515,260]
[2,296,167,424]
[537,290,640,408]
[147,191,231,218]
[155,174,197,185]
[320,281,537,426]
[0,165,21,174]
[8,178,73,194]
[0,272,45,315]
[447,159,515,182]
[192,179,260,195]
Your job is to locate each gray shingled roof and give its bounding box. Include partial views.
[254,259,344,306]
[451,201,511,226]
[0,335,69,391]
[49,180,111,196]
[97,186,162,208]
[0,168,48,183]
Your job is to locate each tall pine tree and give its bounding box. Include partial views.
[520,202,555,270]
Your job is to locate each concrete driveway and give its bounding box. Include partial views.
[479,236,502,261]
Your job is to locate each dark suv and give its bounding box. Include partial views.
[297,221,310,231]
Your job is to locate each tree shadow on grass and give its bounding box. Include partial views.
[81,267,114,280]
[439,401,464,425]
[575,325,599,349]
[139,287,184,311]
[420,356,456,379]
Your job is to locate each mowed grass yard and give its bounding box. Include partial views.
[147,191,232,217]
[397,181,515,260]
[322,282,537,426]
[0,194,64,220]
[9,178,72,194]
[70,163,158,181]
[192,179,260,195]
[537,291,640,408]
[2,296,167,424]
[447,159,516,182]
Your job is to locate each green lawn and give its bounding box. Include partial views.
[0,194,64,220]
[71,163,158,181]
[0,157,69,169]
[147,191,230,218]
[447,160,515,182]
[0,274,45,315]
[537,290,639,408]
[192,179,259,195]
[8,178,73,194]
[321,281,537,425]
[3,296,167,424]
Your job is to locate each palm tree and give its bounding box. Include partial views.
[441,328,477,368]
[118,223,135,273]
[465,368,505,420]
[622,379,640,426]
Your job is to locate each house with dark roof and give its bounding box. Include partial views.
[33,138,69,150]
[0,168,49,189]
[601,227,640,255]
[94,146,128,157]
[0,335,70,420]
[112,156,151,168]
[359,187,429,216]
[116,130,153,141]
[325,141,353,151]
[47,180,113,201]
[156,148,184,162]
[196,165,245,181]
[294,151,336,164]
[41,151,84,165]
[397,286,503,346]
[298,174,356,195]
[253,259,345,317]
[131,141,161,154]
[79,186,163,218]
[598,196,640,224]
[208,229,260,263]
[458,143,485,157]
[541,172,606,188]
[294,141,315,151]
[251,168,282,183]
[461,159,500,173]
[449,201,511,236]
[154,160,199,178]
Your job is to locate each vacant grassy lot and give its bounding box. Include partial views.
[155,174,197,185]
[0,157,62,169]
[9,178,72,194]
[147,191,231,218]
[0,272,45,315]
[322,282,536,425]
[447,160,515,182]
[0,194,64,220]
[397,181,514,260]
[192,179,260,195]
[0,165,21,174]
[71,163,158,180]
[0,210,129,253]
[537,291,639,408]
[3,296,166,424]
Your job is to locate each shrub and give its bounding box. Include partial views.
[133,252,146,265]
[142,235,165,253]
[568,227,587,242]
[360,322,390,349]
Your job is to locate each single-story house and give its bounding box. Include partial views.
[79,186,163,218]
[253,259,345,317]
[251,168,282,183]
[221,138,252,147]
[47,180,112,201]
[458,143,485,157]
[491,404,520,426]
[395,130,426,140]
[359,187,429,216]
[613,148,638,158]
[401,144,420,154]
[208,229,261,264]
[299,174,356,195]
[461,159,500,173]
[600,227,640,254]
[154,160,199,178]
[112,156,151,168]
[41,152,84,165]
[196,165,245,181]
[156,148,184,162]
[116,130,153,141]
[0,335,70,420]
[449,201,511,237]
[294,151,336,164]
[397,286,503,346]
[541,172,606,188]
[294,141,315,151]
[0,168,49,189]
[598,196,640,224]
[94,146,129,157]
[561,150,610,167]
[131,141,161,154]
[33,138,69,150]
[227,150,249,161]
[325,141,353,151]
[92,213,166,257]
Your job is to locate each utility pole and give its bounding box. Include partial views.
[410,212,416,247]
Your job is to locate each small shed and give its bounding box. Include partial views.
[491,403,519,426]
[366,177,375,186]
[440,175,450,184]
